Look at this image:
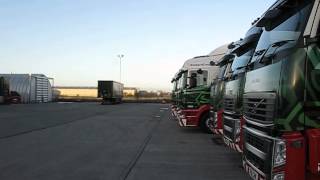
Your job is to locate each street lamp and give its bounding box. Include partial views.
[117,54,124,83]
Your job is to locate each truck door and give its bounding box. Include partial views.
[304,0,320,129]
[305,42,320,177]
[304,0,320,177]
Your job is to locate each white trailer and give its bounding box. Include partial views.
[0,74,53,103]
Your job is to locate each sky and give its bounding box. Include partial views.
[0,0,276,91]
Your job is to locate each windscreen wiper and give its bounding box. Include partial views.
[271,39,294,48]
[236,65,248,70]
[246,39,294,68]
[258,39,295,63]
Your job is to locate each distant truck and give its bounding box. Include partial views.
[98,81,124,104]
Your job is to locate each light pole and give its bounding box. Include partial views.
[117,54,124,83]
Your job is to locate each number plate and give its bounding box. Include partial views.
[224,137,230,146]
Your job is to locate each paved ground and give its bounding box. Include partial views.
[0,103,250,180]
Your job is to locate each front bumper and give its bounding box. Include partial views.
[171,105,178,119]
[211,109,224,135]
[243,158,267,180]
[224,136,243,153]
[170,106,191,126]
[176,109,198,127]
[223,112,244,153]
[174,105,211,127]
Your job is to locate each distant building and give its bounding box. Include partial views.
[56,86,138,98]
[0,74,53,103]
[123,87,138,96]
[55,87,97,98]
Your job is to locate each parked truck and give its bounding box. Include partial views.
[98,81,123,104]
[222,26,262,153]
[173,69,188,120]
[171,75,178,105]
[171,75,178,117]
[171,70,187,118]
[242,0,320,179]
[209,42,238,135]
[175,45,228,133]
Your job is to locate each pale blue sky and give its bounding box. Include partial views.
[0,0,275,91]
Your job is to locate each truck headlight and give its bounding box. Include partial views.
[273,140,286,167]
[272,172,285,180]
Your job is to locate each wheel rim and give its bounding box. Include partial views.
[205,117,213,129]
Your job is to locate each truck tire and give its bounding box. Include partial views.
[200,112,212,134]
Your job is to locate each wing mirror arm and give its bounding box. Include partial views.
[259,54,274,64]
[304,35,320,46]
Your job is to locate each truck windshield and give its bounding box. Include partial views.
[231,49,254,75]
[176,77,182,90]
[189,70,208,87]
[172,81,177,91]
[217,65,227,79]
[251,1,312,64]
[177,72,187,90]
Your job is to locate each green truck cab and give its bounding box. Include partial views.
[172,45,228,133]
[242,0,320,179]
[170,72,180,117]
[222,26,262,152]
[209,43,237,135]
[172,70,188,119]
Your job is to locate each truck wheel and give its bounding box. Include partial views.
[200,112,212,134]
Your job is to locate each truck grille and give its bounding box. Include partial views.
[224,96,235,112]
[245,131,265,152]
[223,114,241,141]
[245,150,266,171]
[223,96,242,142]
[244,127,273,174]
[243,93,276,123]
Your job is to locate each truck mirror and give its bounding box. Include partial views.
[197,69,203,74]
[304,36,320,46]
[233,33,261,56]
[259,54,274,64]
[228,42,235,49]
[256,8,282,27]
[223,54,235,62]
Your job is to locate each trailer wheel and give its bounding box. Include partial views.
[200,112,212,134]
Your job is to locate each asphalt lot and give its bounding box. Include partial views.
[0,103,250,180]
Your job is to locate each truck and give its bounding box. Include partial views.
[171,75,178,105]
[242,0,320,179]
[222,26,262,153]
[171,72,180,117]
[171,76,178,117]
[209,42,238,135]
[172,69,188,120]
[0,77,9,104]
[98,81,124,104]
[175,45,229,133]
